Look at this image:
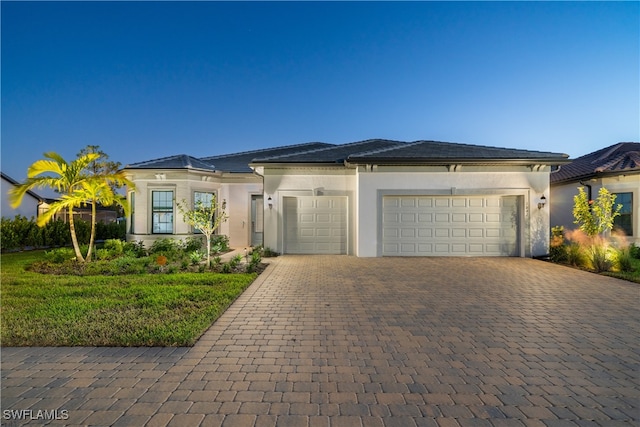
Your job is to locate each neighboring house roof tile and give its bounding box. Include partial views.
[124,154,216,171]
[201,142,334,172]
[347,140,570,164]
[252,139,407,163]
[550,142,640,184]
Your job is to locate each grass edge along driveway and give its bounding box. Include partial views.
[0,251,257,347]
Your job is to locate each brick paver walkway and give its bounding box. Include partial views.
[2,256,639,426]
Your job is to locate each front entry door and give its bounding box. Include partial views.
[251,195,264,247]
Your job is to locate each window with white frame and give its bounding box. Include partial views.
[152,190,174,234]
[193,191,215,234]
[613,192,633,236]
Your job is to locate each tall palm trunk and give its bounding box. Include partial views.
[68,206,85,262]
[85,201,97,262]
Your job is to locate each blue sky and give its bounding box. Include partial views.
[2,1,638,189]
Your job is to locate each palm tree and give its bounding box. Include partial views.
[9,150,134,262]
[78,178,131,261]
[10,152,99,261]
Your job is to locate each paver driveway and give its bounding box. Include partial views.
[2,256,639,427]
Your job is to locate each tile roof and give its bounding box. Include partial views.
[347,140,570,164]
[124,139,571,174]
[202,142,333,173]
[252,139,406,164]
[124,154,216,171]
[550,142,640,184]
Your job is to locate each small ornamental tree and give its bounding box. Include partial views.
[573,186,622,237]
[571,186,623,272]
[177,196,228,268]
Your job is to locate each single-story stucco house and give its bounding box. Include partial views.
[122,139,570,257]
[550,142,639,245]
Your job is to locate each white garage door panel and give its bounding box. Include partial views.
[382,195,519,256]
[284,196,347,254]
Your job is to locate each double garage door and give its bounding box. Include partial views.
[382,195,520,256]
[283,194,520,256]
[284,196,347,254]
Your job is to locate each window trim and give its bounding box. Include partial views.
[613,191,633,237]
[151,190,175,234]
[191,190,217,234]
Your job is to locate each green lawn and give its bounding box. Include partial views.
[0,251,257,346]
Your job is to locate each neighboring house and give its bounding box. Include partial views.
[45,200,119,224]
[1,172,118,224]
[550,142,640,244]
[1,172,46,219]
[124,139,569,257]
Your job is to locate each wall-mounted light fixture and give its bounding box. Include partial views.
[537,195,547,209]
[267,196,273,210]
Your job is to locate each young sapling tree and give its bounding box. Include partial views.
[177,196,228,268]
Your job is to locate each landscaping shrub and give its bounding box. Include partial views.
[246,250,262,273]
[1,217,18,250]
[95,248,112,261]
[189,250,205,265]
[549,226,567,263]
[1,216,123,252]
[42,219,71,247]
[1,215,39,250]
[95,221,126,240]
[261,246,279,257]
[565,243,586,268]
[182,236,204,253]
[614,247,635,273]
[103,239,124,257]
[149,238,180,258]
[123,240,147,258]
[44,248,76,264]
[211,235,230,252]
[586,242,613,273]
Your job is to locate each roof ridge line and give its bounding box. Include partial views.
[347,140,409,157]
[201,142,334,160]
[126,153,192,167]
[256,138,407,161]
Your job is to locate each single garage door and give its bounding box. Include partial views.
[382,195,520,256]
[284,196,347,254]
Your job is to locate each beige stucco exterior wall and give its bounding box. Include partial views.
[261,166,357,255]
[218,180,263,249]
[260,164,552,258]
[355,165,551,257]
[550,174,640,245]
[124,169,262,249]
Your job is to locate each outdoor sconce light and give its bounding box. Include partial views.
[267,196,273,210]
[537,195,547,209]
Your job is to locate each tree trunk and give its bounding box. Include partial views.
[85,201,97,262]
[68,207,85,262]
[206,234,211,268]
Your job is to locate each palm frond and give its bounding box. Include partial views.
[27,159,64,178]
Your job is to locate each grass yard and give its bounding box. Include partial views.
[0,251,258,347]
